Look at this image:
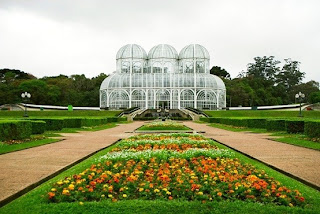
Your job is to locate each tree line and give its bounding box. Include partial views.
[0,55,319,107]
[210,56,320,107]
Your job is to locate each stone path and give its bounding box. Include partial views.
[0,121,144,206]
[184,121,320,189]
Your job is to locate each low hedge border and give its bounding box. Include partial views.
[202,117,320,137]
[0,120,32,141]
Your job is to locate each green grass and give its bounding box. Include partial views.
[0,123,122,154]
[137,125,191,131]
[209,123,320,150]
[0,138,60,155]
[1,137,319,214]
[204,110,320,119]
[0,110,121,118]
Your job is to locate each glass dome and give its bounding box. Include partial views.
[179,44,210,59]
[148,44,178,59]
[116,44,147,60]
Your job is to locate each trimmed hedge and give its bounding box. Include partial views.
[285,120,304,134]
[134,117,157,121]
[63,118,82,128]
[266,119,286,131]
[247,118,267,129]
[0,121,32,141]
[31,120,46,134]
[304,121,320,138]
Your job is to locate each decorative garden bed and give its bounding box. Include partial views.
[47,133,306,207]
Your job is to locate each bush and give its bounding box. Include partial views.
[304,121,320,138]
[170,117,191,121]
[63,118,82,128]
[266,119,286,131]
[81,118,103,127]
[285,120,304,133]
[0,120,32,141]
[31,120,46,134]
[29,118,64,131]
[247,118,267,129]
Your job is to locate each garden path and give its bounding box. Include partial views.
[184,121,320,190]
[0,121,144,206]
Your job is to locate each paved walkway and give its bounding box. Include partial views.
[0,122,144,205]
[184,121,320,189]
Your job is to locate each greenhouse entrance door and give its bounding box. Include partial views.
[156,101,170,109]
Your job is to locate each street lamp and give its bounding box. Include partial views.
[21,92,31,117]
[295,92,305,117]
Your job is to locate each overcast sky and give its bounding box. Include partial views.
[0,0,319,83]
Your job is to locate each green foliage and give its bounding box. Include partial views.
[304,121,320,138]
[309,91,320,103]
[285,120,304,134]
[265,119,286,131]
[29,118,64,131]
[0,120,32,141]
[30,120,46,134]
[63,118,82,128]
[210,66,231,79]
[204,110,320,118]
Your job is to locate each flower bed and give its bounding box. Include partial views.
[137,121,191,131]
[47,134,306,207]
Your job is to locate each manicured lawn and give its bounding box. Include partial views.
[137,121,191,131]
[204,110,320,119]
[0,110,121,118]
[0,123,120,154]
[1,134,319,214]
[0,138,60,155]
[209,123,320,150]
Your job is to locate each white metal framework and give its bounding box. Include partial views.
[100,44,226,110]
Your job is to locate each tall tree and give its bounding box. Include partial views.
[246,56,280,82]
[210,66,231,79]
[276,58,305,91]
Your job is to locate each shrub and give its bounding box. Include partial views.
[285,120,304,133]
[134,117,157,121]
[31,120,46,134]
[29,118,64,131]
[247,118,267,129]
[81,118,103,127]
[304,121,320,138]
[63,118,82,128]
[266,119,286,131]
[0,120,32,141]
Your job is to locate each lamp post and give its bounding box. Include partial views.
[21,92,31,117]
[295,92,305,117]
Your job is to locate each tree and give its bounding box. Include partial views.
[290,81,319,103]
[210,66,231,79]
[276,58,304,91]
[309,91,320,103]
[247,56,280,82]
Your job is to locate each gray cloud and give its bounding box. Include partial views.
[0,0,319,83]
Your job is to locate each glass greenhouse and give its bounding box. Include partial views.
[100,44,226,110]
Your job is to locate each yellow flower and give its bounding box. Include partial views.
[139,188,144,192]
[79,202,84,205]
[166,191,171,195]
[51,188,57,192]
[68,184,75,191]
[108,194,113,198]
[123,194,127,198]
[154,189,160,193]
[57,181,63,185]
[101,194,105,198]
[62,189,70,195]
[198,192,203,195]
[162,188,168,192]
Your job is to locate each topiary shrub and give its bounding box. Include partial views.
[266,119,286,131]
[29,118,64,131]
[0,120,32,141]
[285,120,304,133]
[81,118,103,127]
[304,121,320,138]
[31,120,46,134]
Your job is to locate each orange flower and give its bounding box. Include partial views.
[168,196,173,200]
[217,192,222,197]
[48,192,55,199]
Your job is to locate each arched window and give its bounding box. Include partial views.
[121,61,130,73]
[185,61,194,73]
[133,62,142,73]
[196,61,205,73]
[131,90,146,108]
[180,89,194,108]
[109,90,129,109]
[197,90,217,110]
[152,62,162,73]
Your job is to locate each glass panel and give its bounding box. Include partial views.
[121,61,130,73]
